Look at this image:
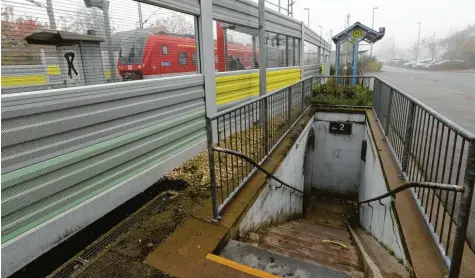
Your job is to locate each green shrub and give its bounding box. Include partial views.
[312,79,372,106]
[366,61,383,72]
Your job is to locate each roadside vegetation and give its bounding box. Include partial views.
[312,79,372,106]
[329,55,383,76]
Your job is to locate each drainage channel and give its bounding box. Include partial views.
[10,178,187,278]
[50,191,173,278]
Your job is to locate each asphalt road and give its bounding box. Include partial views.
[373,65,475,251]
[373,66,475,134]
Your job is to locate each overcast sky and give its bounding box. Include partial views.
[286,0,475,54]
[4,0,475,58]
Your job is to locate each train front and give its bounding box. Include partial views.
[118,32,150,81]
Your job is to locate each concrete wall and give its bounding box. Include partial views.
[305,112,366,195]
[238,118,313,236]
[359,122,407,264]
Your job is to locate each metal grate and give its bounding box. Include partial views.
[49,191,174,278]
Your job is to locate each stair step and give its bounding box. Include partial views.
[259,231,361,270]
[274,222,353,246]
[248,220,365,277]
[263,228,358,260]
[258,242,364,277]
[295,219,352,239]
[220,239,352,278]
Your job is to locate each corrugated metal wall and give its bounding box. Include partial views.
[1,75,206,241]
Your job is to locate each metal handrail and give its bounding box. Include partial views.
[212,146,304,194]
[358,181,464,205]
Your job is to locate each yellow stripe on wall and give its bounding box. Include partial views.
[215,68,301,105]
[2,75,47,87]
[47,66,61,75]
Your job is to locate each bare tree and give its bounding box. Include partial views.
[445,28,466,60]
[409,41,418,60]
[59,7,116,35]
[150,13,194,35]
[1,5,48,65]
[421,31,438,60]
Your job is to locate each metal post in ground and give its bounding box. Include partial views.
[206,118,220,221]
[288,87,293,124]
[258,0,268,152]
[449,140,475,278]
[402,102,416,172]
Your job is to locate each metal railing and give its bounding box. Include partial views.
[358,182,464,205]
[205,74,474,277]
[371,76,475,278]
[213,147,304,194]
[206,75,316,220]
[311,75,475,276]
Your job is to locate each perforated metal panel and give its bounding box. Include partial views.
[303,65,319,78]
[304,25,329,49]
[212,0,301,38]
[1,74,205,240]
[138,0,201,15]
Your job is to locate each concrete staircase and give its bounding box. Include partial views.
[220,219,365,277]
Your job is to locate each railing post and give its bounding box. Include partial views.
[301,79,305,112]
[373,78,381,116]
[402,102,416,172]
[449,140,475,278]
[384,88,394,135]
[206,118,220,221]
[288,86,292,124]
[265,97,270,152]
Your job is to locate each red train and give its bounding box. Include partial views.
[118,31,254,80]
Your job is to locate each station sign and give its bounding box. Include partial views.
[329,122,352,135]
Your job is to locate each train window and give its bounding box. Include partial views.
[179,52,188,65]
[162,46,168,55]
[192,53,197,65]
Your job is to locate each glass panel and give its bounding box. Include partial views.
[0,0,200,93]
[214,20,258,72]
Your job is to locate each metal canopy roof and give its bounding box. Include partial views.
[25,30,104,46]
[332,22,384,44]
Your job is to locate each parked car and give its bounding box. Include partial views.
[413,59,434,69]
[403,61,417,68]
[428,60,469,70]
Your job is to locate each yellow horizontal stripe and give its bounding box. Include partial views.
[205,253,279,278]
[2,75,47,87]
[215,68,301,105]
[47,66,61,75]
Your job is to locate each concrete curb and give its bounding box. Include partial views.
[346,224,384,278]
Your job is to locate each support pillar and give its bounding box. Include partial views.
[352,40,359,85]
[335,40,341,80]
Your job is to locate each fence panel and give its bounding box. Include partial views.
[372,76,475,275]
[207,76,315,219]
[1,75,206,241]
